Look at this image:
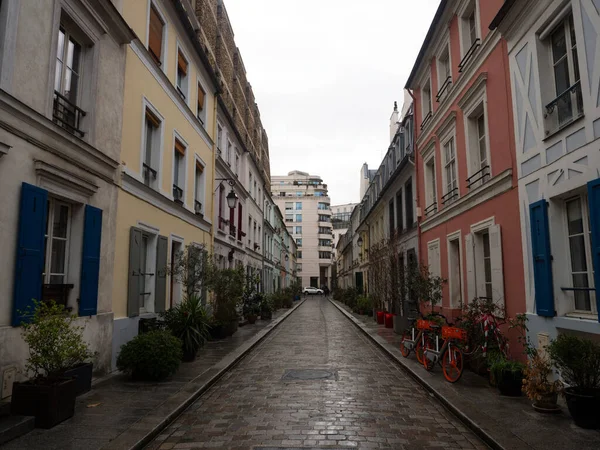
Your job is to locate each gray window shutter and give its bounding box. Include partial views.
[155,235,168,313]
[128,227,142,317]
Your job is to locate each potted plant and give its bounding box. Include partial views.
[490,359,526,397]
[206,262,244,338]
[11,301,93,428]
[522,353,562,412]
[548,334,600,429]
[160,293,209,361]
[260,294,274,320]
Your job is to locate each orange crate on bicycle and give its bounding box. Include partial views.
[441,326,467,341]
[416,319,435,331]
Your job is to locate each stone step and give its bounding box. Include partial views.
[0,414,35,446]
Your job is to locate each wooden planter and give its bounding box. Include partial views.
[11,378,76,428]
[63,362,93,396]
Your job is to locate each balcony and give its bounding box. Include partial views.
[143,163,157,187]
[458,39,481,73]
[436,76,452,102]
[441,187,458,206]
[466,165,490,190]
[424,202,437,218]
[229,224,237,238]
[52,91,86,137]
[420,111,433,131]
[173,185,183,204]
[544,80,584,137]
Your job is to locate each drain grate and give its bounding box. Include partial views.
[281,369,337,381]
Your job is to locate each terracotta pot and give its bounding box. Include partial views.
[376,311,385,325]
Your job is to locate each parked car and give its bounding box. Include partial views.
[303,287,324,295]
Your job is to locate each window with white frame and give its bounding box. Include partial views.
[138,231,157,312]
[545,13,583,133]
[459,1,479,62]
[421,78,432,126]
[217,123,223,151]
[427,240,441,278]
[424,154,437,216]
[176,49,188,100]
[437,43,452,101]
[194,160,204,215]
[565,196,596,313]
[43,199,71,284]
[448,235,462,308]
[148,4,165,66]
[464,98,490,189]
[234,151,240,176]
[443,137,458,205]
[466,222,504,309]
[196,82,206,125]
[143,109,161,189]
[226,139,232,165]
[173,139,185,204]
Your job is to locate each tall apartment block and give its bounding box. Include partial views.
[271,171,333,289]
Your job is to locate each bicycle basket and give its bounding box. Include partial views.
[416,319,435,331]
[442,326,467,341]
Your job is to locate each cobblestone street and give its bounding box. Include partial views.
[146,298,487,450]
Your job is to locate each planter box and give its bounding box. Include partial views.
[63,363,93,397]
[11,378,76,429]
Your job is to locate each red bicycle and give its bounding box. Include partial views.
[422,324,468,383]
[400,317,439,365]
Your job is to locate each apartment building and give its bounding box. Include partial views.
[0,0,134,384]
[331,203,358,285]
[272,171,333,289]
[491,0,600,343]
[406,0,526,326]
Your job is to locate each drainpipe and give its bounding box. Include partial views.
[406,89,421,264]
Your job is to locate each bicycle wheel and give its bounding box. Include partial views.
[442,345,464,383]
[421,336,435,371]
[415,335,430,365]
[399,332,411,358]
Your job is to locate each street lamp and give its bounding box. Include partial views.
[226,189,238,209]
[357,236,363,247]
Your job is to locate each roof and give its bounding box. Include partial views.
[489,0,517,30]
[404,0,448,89]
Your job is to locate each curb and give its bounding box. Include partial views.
[328,299,505,450]
[105,299,306,450]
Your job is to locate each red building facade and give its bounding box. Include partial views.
[406,0,525,327]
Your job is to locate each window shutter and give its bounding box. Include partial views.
[12,183,48,326]
[79,205,102,316]
[229,203,235,229]
[586,178,600,321]
[155,235,168,313]
[197,84,205,112]
[128,227,142,317]
[465,233,476,302]
[238,204,243,240]
[149,6,163,63]
[529,200,555,317]
[177,50,188,76]
[488,224,505,310]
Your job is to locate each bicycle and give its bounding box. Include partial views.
[422,324,468,383]
[399,314,444,365]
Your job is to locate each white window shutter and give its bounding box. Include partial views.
[465,233,476,302]
[489,224,505,310]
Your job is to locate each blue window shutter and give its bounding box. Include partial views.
[587,178,600,322]
[529,200,554,317]
[13,183,48,326]
[79,205,102,316]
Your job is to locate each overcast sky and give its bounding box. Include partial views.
[224,0,440,205]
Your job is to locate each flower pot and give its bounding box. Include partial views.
[261,310,272,320]
[384,313,395,328]
[496,368,524,397]
[376,311,385,325]
[11,378,76,428]
[564,387,600,429]
[247,314,258,324]
[182,346,197,362]
[532,392,560,413]
[63,362,93,396]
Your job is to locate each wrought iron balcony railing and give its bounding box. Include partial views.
[436,76,452,102]
[420,111,433,131]
[458,39,481,73]
[424,202,437,217]
[143,163,157,187]
[52,91,86,137]
[466,165,490,190]
[194,200,202,215]
[441,187,459,205]
[544,80,584,136]
[173,185,183,204]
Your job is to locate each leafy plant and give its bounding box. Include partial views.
[160,294,210,356]
[508,313,536,358]
[354,295,371,314]
[169,244,208,300]
[242,273,262,317]
[405,261,445,313]
[117,330,182,381]
[490,359,526,381]
[20,301,93,381]
[523,353,563,402]
[547,334,600,391]
[205,260,244,324]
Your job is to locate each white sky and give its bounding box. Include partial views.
[224,0,441,204]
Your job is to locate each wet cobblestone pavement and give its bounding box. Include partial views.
[146,298,487,449]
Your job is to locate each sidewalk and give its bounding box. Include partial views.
[3,300,304,450]
[330,299,600,450]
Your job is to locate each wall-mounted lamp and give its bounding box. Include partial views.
[216,178,238,210]
[357,236,363,247]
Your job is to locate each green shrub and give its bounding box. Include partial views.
[548,334,600,390]
[353,295,371,313]
[160,294,209,356]
[117,330,183,381]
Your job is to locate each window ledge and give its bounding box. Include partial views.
[0,142,11,158]
[542,114,585,142]
[564,312,597,321]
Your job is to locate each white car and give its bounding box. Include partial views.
[303,287,324,295]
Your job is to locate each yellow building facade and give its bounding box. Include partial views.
[111,0,218,367]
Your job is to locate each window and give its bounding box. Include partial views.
[296,191,303,197]
[467,223,504,308]
[43,199,71,284]
[237,203,243,240]
[219,184,226,230]
[460,2,479,57]
[249,172,252,193]
[217,124,223,151]
[388,199,395,233]
[443,137,458,205]
[297,238,302,247]
[194,161,204,215]
[143,109,161,189]
[319,239,332,247]
[296,214,302,222]
[248,217,252,245]
[547,14,583,132]
[421,78,432,127]
[482,231,493,300]
[226,140,232,165]
[297,251,302,259]
[565,197,595,312]
[424,156,437,216]
[318,215,330,222]
[319,251,331,259]
[285,202,293,210]
[448,236,462,308]
[437,44,452,101]
[176,49,188,99]
[53,26,85,136]
[173,139,185,204]
[148,5,164,66]
[464,101,490,189]
[295,226,302,235]
[285,213,293,223]
[396,189,403,231]
[318,202,329,210]
[296,202,302,210]
[318,227,331,234]
[254,181,257,199]
[405,178,414,227]
[427,240,441,278]
[234,151,240,176]
[297,264,302,272]
[197,82,206,124]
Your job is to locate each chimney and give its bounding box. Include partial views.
[389,101,399,143]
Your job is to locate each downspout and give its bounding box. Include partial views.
[406,88,421,264]
[211,88,219,254]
